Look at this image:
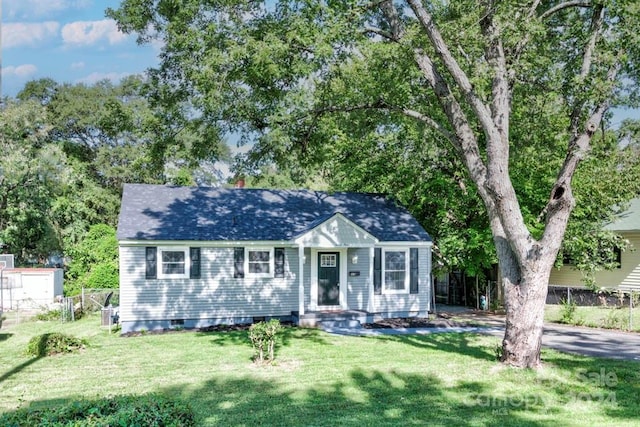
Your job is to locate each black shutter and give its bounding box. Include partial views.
[190,247,201,279]
[410,248,419,294]
[374,248,382,295]
[274,247,285,278]
[145,247,157,279]
[234,247,245,278]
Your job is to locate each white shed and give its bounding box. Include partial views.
[1,268,64,310]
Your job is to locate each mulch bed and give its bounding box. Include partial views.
[361,316,471,329]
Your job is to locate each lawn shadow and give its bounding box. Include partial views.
[368,332,498,362]
[155,368,553,426]
[0,356,43,384]
[541,350,640,422]
[0,333,13,342]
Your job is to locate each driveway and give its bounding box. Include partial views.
[322,309,640,361]
[442,308,640,361]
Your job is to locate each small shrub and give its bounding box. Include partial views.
[559,298,577,324]
[249,319,282,363]
[25,333,87,357]
[35,309,62,321]
[602,308,624,330]
[0,394,195,426]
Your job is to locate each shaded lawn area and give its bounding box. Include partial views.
[0,314,639,426]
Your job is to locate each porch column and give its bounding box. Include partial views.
[368,246,375,313]
[298,245,305,315]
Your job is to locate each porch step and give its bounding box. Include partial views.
[318,319,362,329]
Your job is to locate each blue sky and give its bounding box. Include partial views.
[1,0,158,98]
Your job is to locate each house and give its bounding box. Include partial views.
[116,184,433,333]
[548,198,640,291]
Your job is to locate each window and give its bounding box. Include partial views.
[320,254,337,267]
[383,249,409,293]
[158,247,189,279]
[246,248,274,277]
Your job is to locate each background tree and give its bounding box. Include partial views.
[0,100,65,262]
[110,1,640,367]
[64,224,119,295]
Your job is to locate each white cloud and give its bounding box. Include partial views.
[70,61,85,70]
[3,0,91,20]
[2,64,38,78]
[2,22,60,49]
[61,19,128,47]
[75,71,131,85]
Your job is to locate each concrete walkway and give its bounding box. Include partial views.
[321,309,640,361]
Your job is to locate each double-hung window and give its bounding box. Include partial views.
[383,249,409,293]
[246,248,274,277]
[158,247,189,279]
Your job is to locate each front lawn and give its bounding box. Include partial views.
[1,314,639,426]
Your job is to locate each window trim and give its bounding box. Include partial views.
[382,248,410,294]
[157,247,190,279]
[245,247,274,278]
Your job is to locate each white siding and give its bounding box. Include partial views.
[346,247,371,311]
[372,246,431,315]
[119,246,299,325]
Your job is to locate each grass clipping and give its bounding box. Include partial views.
[26,332,87,357]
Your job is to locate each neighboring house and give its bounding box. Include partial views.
[548,198,640,290]
[116,184,433,333]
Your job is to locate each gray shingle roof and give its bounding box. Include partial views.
[117,184,431,242]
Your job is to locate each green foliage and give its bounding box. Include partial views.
[602,308,625,330]
[559,299,578,324]
[65,224,118,295]
[248,319,282,363]
[25,333,86,357]
[35,309,62,321]
[0,394,195,427]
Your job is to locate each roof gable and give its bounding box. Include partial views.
[294,213,378,247]
[116,184,431,243]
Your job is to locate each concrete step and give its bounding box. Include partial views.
[318,319,362,329]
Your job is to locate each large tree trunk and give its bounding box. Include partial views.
[501,271,550,368]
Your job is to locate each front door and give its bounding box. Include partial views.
[318,252,340,306]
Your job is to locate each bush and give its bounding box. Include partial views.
[249,319,282,363]
[26,333,87,357]
[35,309,62,321]
[0,394,195,426]
[559,298,577,324]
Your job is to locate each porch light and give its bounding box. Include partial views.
[351,254,358,264]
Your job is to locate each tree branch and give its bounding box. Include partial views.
[568,3,604,136]
[540,1,592,20]
[406,0,501,150]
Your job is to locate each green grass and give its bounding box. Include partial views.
[1,314,639,426]
[545,304,640,331]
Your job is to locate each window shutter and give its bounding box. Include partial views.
[190,247,201,279]
[145,247,157,279]
[274,247,285,278]
[234,247,245,278]
[373,248,382,295]
[410,248,419,294]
